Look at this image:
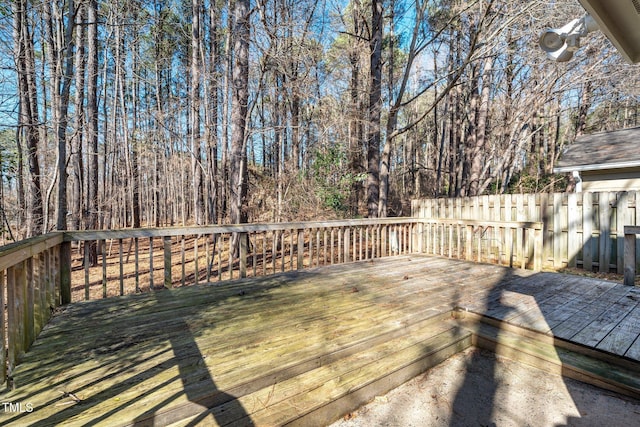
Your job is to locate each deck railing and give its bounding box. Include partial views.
[0,217,542,388]
[0,232,70,389]
[420,219,544,270]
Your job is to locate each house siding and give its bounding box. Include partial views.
[581,167,640,192]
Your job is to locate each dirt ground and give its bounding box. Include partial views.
[329,347,640,427]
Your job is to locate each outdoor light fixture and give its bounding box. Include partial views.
[539,15,599,62]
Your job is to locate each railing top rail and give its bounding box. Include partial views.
[62,217,419,241]
[0,218,544,257]
[420,218,544,230]
[0,232,64,271]
[624,226,640,234]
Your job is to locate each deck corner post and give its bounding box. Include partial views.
[59,241,72,305]
[624,226,636,286]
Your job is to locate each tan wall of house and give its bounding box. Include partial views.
[581,167,640,192]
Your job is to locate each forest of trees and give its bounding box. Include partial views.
[1,0,639,241]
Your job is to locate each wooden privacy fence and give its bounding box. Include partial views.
[0,216,544,389]
[413,191,640,274]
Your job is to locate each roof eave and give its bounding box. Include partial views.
[554,161,640,174]
[578,0,640,63]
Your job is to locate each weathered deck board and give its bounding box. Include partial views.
[597,296,640,356]
[571,288,640,349]
[0,255,639,426]
[551,284,636,339]
[531,278,616,333]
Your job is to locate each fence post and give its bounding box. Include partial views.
[59,241,71,305]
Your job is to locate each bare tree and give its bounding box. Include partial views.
[191,0,205,225]
[367,0,382,218]
[13,0,44,236]
[230,0,250,225]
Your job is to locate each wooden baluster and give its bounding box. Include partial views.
[193,235,200,284]
[102,240,108,297]
[308,229,313,268]
[181,236,186,286]
[37,253,46,334]
[84,242,90,300]
[46,247,55,309]
[262,232,267,276]
[297,229,304,270]
[205,235,211,283]
[281,231,286,272]
[60,241,71,305]
[344,227,350,263]
[253,232,257,277]
[520,226,526,268]
[272,231,278,273]
[316,229,321,266]
[229,234,234,279]
[12,261,26,362]
[330,228,335,264]
[218,234,223,280]
[323,229,328,265]
[164,236,172,288]
[290,230,295,271]
[24,258,34,352]
[6,265,17,384]
[240,232,247,278]
[135,238,140,293]
[465,225,472,261]
[119,239,124,295]
[353,227,357,261]
[365,226,370,260]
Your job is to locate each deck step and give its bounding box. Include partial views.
[457,311,640,400]
[161,313,472,427]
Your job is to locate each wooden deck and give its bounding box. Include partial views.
[1,255,640,426]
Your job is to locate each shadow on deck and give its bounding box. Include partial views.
[1,255,639,426]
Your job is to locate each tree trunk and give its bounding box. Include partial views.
[87,0,99,261]
[14,0,44,236]
[220,1,233,223]
[575,80,592,138]
[206,4,220,225]
[468,56,493,196]
[230,0,250,225]
[191,0,205,225]
[72,3,86,231]
[367,0,382,218]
